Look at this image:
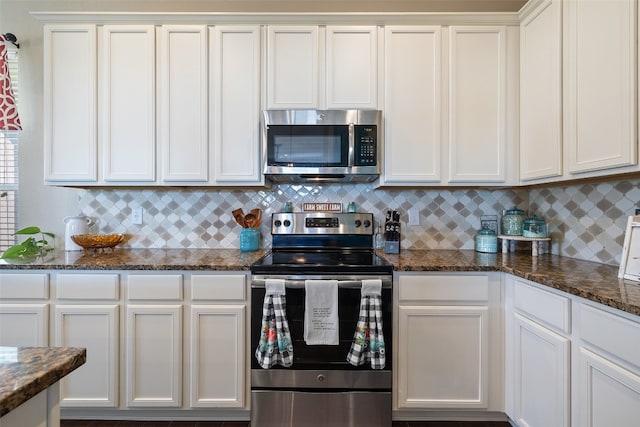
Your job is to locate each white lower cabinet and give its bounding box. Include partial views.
[574,303,640,427]
[55,304,119,407]
[125,274,183,407]
[505,275,640,427]
[512,314,569,427]
[126,304,183,407]
[189,304,246,407]
[394,272,503,414]
[188,273,248,409]
[505,276,570,427]
[0,273,50,346]
[54,273,120,408]
[0,304,49,346]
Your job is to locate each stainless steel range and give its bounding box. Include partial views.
[250,212,393,427]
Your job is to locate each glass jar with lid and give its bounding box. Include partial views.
[522,215,548,238]
[501,207,525,236]
[475,228,498,253]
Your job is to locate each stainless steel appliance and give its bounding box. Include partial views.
[250,212,393,427]
[262,109,382,183]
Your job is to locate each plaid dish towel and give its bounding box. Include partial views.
[346,279,386,369]
[255,279,294,369]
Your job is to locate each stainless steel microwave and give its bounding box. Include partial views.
[262,109,382,183]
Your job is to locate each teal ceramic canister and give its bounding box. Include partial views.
[475,228,498,253]
[240,228,260,251]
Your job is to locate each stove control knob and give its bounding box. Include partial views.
[317,374,325,382]
[354,219,362,227]
[283,219,291,227]
[274,220,282,227]
[363,219,371,228]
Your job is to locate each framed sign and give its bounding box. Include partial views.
[618,215,640,281]
[303,202,342,212]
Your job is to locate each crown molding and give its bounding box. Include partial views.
[31,11,521,26]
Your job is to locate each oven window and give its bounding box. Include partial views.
[267,125,349,167]
[251,286,392,370]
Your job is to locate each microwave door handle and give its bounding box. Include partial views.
[348,123,355,167]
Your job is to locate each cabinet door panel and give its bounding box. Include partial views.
[267,26,319,108]
[396,305,488,408]
[448,26,506,183]
[55,304,119,407]
[101,25,156,182]
[577,347,640,427]
[160,25,208,182]
[519,0,562,181]
[0,304,48,346]
[514,314,569,427]
[326,26,377,109]
[383,26,442,184]
[44,25,97,182]
[126,305,182,407]
[190,305,246,408]
[211,26,262,184]
[565,0,637,173]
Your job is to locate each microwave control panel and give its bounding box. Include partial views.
[353,125,378,166]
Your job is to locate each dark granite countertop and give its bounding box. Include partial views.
[380,250,640,317]
[0,346,86,417]
[0,248,638,317]
[0,248,266,271]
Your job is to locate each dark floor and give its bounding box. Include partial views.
[61,421,511,427]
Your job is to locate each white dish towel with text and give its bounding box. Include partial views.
[304,279,339,345]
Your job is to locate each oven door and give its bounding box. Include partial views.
[250,275,392,372]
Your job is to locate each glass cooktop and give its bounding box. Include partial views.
[251,249,393,274]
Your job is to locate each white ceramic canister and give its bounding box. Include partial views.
[64,215,93,251]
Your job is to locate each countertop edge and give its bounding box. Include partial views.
[0,347,86,418]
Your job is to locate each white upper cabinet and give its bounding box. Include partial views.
[381,26,442,185]
[44,25,97,183]
[325,26,378,109]
[159,25,208,183]
[447,26,508,183]
[519,0,563,182]
[266,25,378,110]
[267,26,319,109]
[101,25,156,182]
[210,26,263,185]
[564,0,637,174]
[382,25,516,186]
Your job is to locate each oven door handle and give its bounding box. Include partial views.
[250,277,392,289]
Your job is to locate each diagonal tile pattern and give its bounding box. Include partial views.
[77,177,640,266]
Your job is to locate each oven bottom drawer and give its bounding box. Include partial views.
[251,389,391,427]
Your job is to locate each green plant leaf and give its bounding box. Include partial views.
[1,244,26,259]
[15,226,42,235]
[42,231,55,239]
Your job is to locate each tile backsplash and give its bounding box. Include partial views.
[78,177,640,266]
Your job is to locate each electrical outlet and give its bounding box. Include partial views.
[408,208,420,226]
[132,207,143,225]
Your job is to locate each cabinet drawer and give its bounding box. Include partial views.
[127,274,183,300]
[398,274,489,302]
[56,273,119,300]
[514,279,570,334]
[0,274,49,299]
[579,303,640,369]
[191,274,246,301]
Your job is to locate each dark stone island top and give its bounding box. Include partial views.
[0,248,638,317]
[0,346,86,417]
